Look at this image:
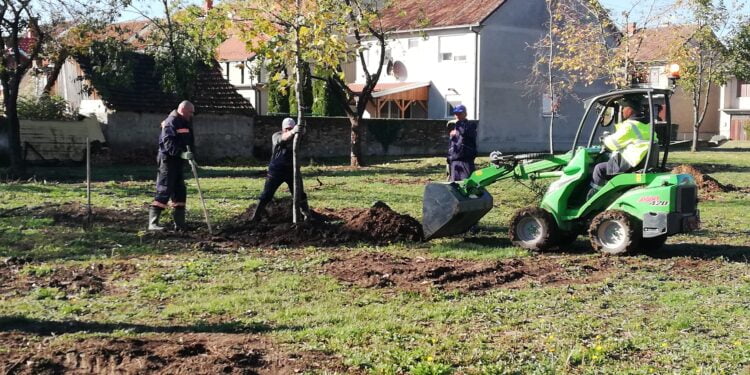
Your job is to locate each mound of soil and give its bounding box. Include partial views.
[6,202,145,230]
[672,164,737,195]
[0,262,138,296]
[324,252,613,293]
[0,332,350,375]
[222,200,423,248]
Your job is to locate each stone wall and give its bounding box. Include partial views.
[254,116,454,159]
[102,112,254,162]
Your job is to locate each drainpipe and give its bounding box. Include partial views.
[470,25,481,121]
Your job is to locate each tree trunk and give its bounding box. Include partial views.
[350,116,363,167]
[292,1,305,224]
[3,83,24,177]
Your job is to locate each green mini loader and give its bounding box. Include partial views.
[422,88,700,254]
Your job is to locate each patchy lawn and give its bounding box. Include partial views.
[1,151,749,374]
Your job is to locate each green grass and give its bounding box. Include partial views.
[1,151,750,373]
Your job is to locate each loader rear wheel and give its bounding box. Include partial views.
[509,207,558,251]
[589,210,640,255]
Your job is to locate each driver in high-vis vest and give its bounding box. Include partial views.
[587,96,657,200]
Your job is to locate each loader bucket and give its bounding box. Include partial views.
[422,182,494,240]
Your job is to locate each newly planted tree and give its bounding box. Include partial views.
[230,0,352,221]
[668,0,730,152]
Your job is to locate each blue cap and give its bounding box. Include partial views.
[452,104,466,114]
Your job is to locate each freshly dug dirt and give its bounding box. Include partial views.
[323,252,725,293]
[0,261,138,296]
[221,200,423,248]
[8,202,145,230]
[324,252,611,293]
[0,332,350,375]
[672,164,737,195]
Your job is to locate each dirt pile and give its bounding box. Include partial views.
[324,252,615,293]
[0,332,350,375]
[221,200,423,248]
[672,164,737,196]
[0,261,138,296]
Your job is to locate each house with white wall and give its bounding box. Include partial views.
[216,35,270,115]
[351,0,611,153]
[630,25,720,141]
[719,78,750,140]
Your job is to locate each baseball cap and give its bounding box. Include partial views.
[618,95,642,109]
[282,117,296,129]
[452,104,466,114]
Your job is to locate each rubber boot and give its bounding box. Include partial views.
[148,206,165,231]
[250,201,268,223]
[173,207,187,231]
[299,198,313,222]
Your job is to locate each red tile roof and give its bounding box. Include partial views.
[378,0,507,32]
[76,52,254,116]
[216,35,255,61]
[631,25,698,62]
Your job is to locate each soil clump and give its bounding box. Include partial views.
[0,332,351,375]
[221,199,423,248]
[672,164,738,197]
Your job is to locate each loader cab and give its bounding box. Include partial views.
[573,88,674,172]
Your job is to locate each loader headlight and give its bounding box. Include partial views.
[678,175,694,185]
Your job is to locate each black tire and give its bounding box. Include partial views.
[588,210,640,255]
[509,207,558,251]
[640,235,668,252]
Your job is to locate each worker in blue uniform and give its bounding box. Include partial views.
[148,100,195,231]
[250,117,311,222]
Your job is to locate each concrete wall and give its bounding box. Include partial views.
[254,116,451,159]
[670,85,720,141]
[476,0,612,153]
[101,111,254,162]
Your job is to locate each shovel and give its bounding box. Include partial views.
[186,146,213,236]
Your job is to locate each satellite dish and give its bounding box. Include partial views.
[392,60,407,81]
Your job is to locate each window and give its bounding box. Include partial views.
[239,64,245,84]
[438,35,467,63]
[738,80,750,97]
[408,39,419,49]
[224,62,230,81]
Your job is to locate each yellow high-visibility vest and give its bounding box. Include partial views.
[603,119,658,167]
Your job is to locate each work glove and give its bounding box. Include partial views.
[180,151,194,160]
[599,131,611,143]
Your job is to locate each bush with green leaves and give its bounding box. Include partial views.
[17,95,73,121]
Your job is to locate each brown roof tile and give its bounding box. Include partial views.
[631,25,698,62]
[216,35,255,61]
[379,0,507,32]
[76,52,254,116]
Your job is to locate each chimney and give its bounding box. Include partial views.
[627,22,637,36]
[203,0,213,12]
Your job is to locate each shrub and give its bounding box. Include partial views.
[17,95,74,121]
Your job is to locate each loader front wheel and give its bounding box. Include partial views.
[589,210,640,255]
[509,207,558,251]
